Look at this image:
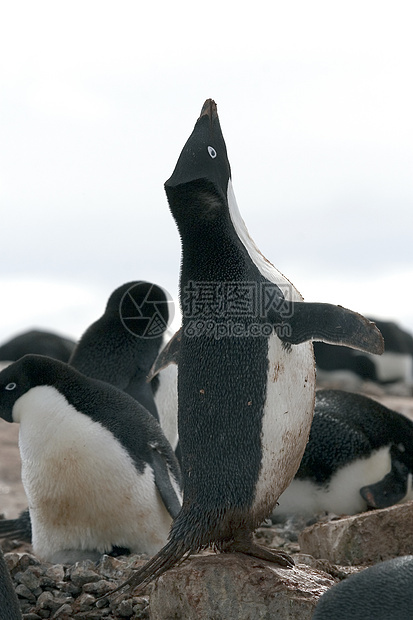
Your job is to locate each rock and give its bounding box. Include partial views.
[299,501,413,565]
[66,561,100,587]
[149,552,336,620]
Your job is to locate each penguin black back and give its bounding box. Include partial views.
[297,390,413,485]
[69,281,171,418]
[313,556,413,620]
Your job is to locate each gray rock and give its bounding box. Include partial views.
[50,604,73,619]
[65,561,100,587]
[149,552,336,620]
[15,582,36,602]
[75,592,97,610]
[299,501,413,565]
[82,579,116,597]
[15,569,41,591]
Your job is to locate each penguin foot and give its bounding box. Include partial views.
[220,537,294,568]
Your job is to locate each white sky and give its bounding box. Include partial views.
[1,1,412,346]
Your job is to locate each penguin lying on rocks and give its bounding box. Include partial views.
[0,355,182,564]
[275,389,413,518]
[113,99,383,595]
[313,555,413,620]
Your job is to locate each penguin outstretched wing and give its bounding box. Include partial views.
[268,301,384,355]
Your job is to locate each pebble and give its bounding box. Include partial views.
[2,520,304,618]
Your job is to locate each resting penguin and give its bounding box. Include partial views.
[0,546,22,620]
[313,555,413,620]
[0,329,75,363]
[116,99,383,594]
[0,354,182,564]
[275,389,413,518]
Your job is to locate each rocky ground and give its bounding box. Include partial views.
[1,381,412,619]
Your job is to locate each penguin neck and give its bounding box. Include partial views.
[178,219,254,289]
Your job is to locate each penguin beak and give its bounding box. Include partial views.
[199,99,218,123]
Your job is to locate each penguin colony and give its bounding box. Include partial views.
[0,99,390,603]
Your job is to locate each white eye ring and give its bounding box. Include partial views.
[208,146,217,158]
[5,382,16,391]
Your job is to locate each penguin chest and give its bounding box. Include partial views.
[252,334,316,520]
[14,386,171,559]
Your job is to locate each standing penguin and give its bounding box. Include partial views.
[0,355,182,564]
[275,389,413,517]
[115,99,383,592]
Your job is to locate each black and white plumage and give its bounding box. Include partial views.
[117,99,383,593]
[0,355,182,564]
[313,556,413,620]
[276,389,413,517]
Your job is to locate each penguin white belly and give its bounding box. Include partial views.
[276,446,393,517]
[155,364,179,450]
[227,178,316,518]
[14,386,172,562]
[252,334,315,518]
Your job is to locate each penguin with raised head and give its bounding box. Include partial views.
[113,99,383,594]
[313,555,413,620]
[0,354,182,564]
[275,389,413,517]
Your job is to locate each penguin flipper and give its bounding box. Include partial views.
[271,302,384,355]
[0,508,32,542]
[147,328,182,381]
[150,444,182,519]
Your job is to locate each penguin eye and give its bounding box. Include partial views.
[5,382,16,391]
[207,146,217,159]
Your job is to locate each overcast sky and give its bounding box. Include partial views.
[1,1,412,347]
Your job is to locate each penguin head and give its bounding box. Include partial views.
[164,99,232,229]
[0,354,57,422]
